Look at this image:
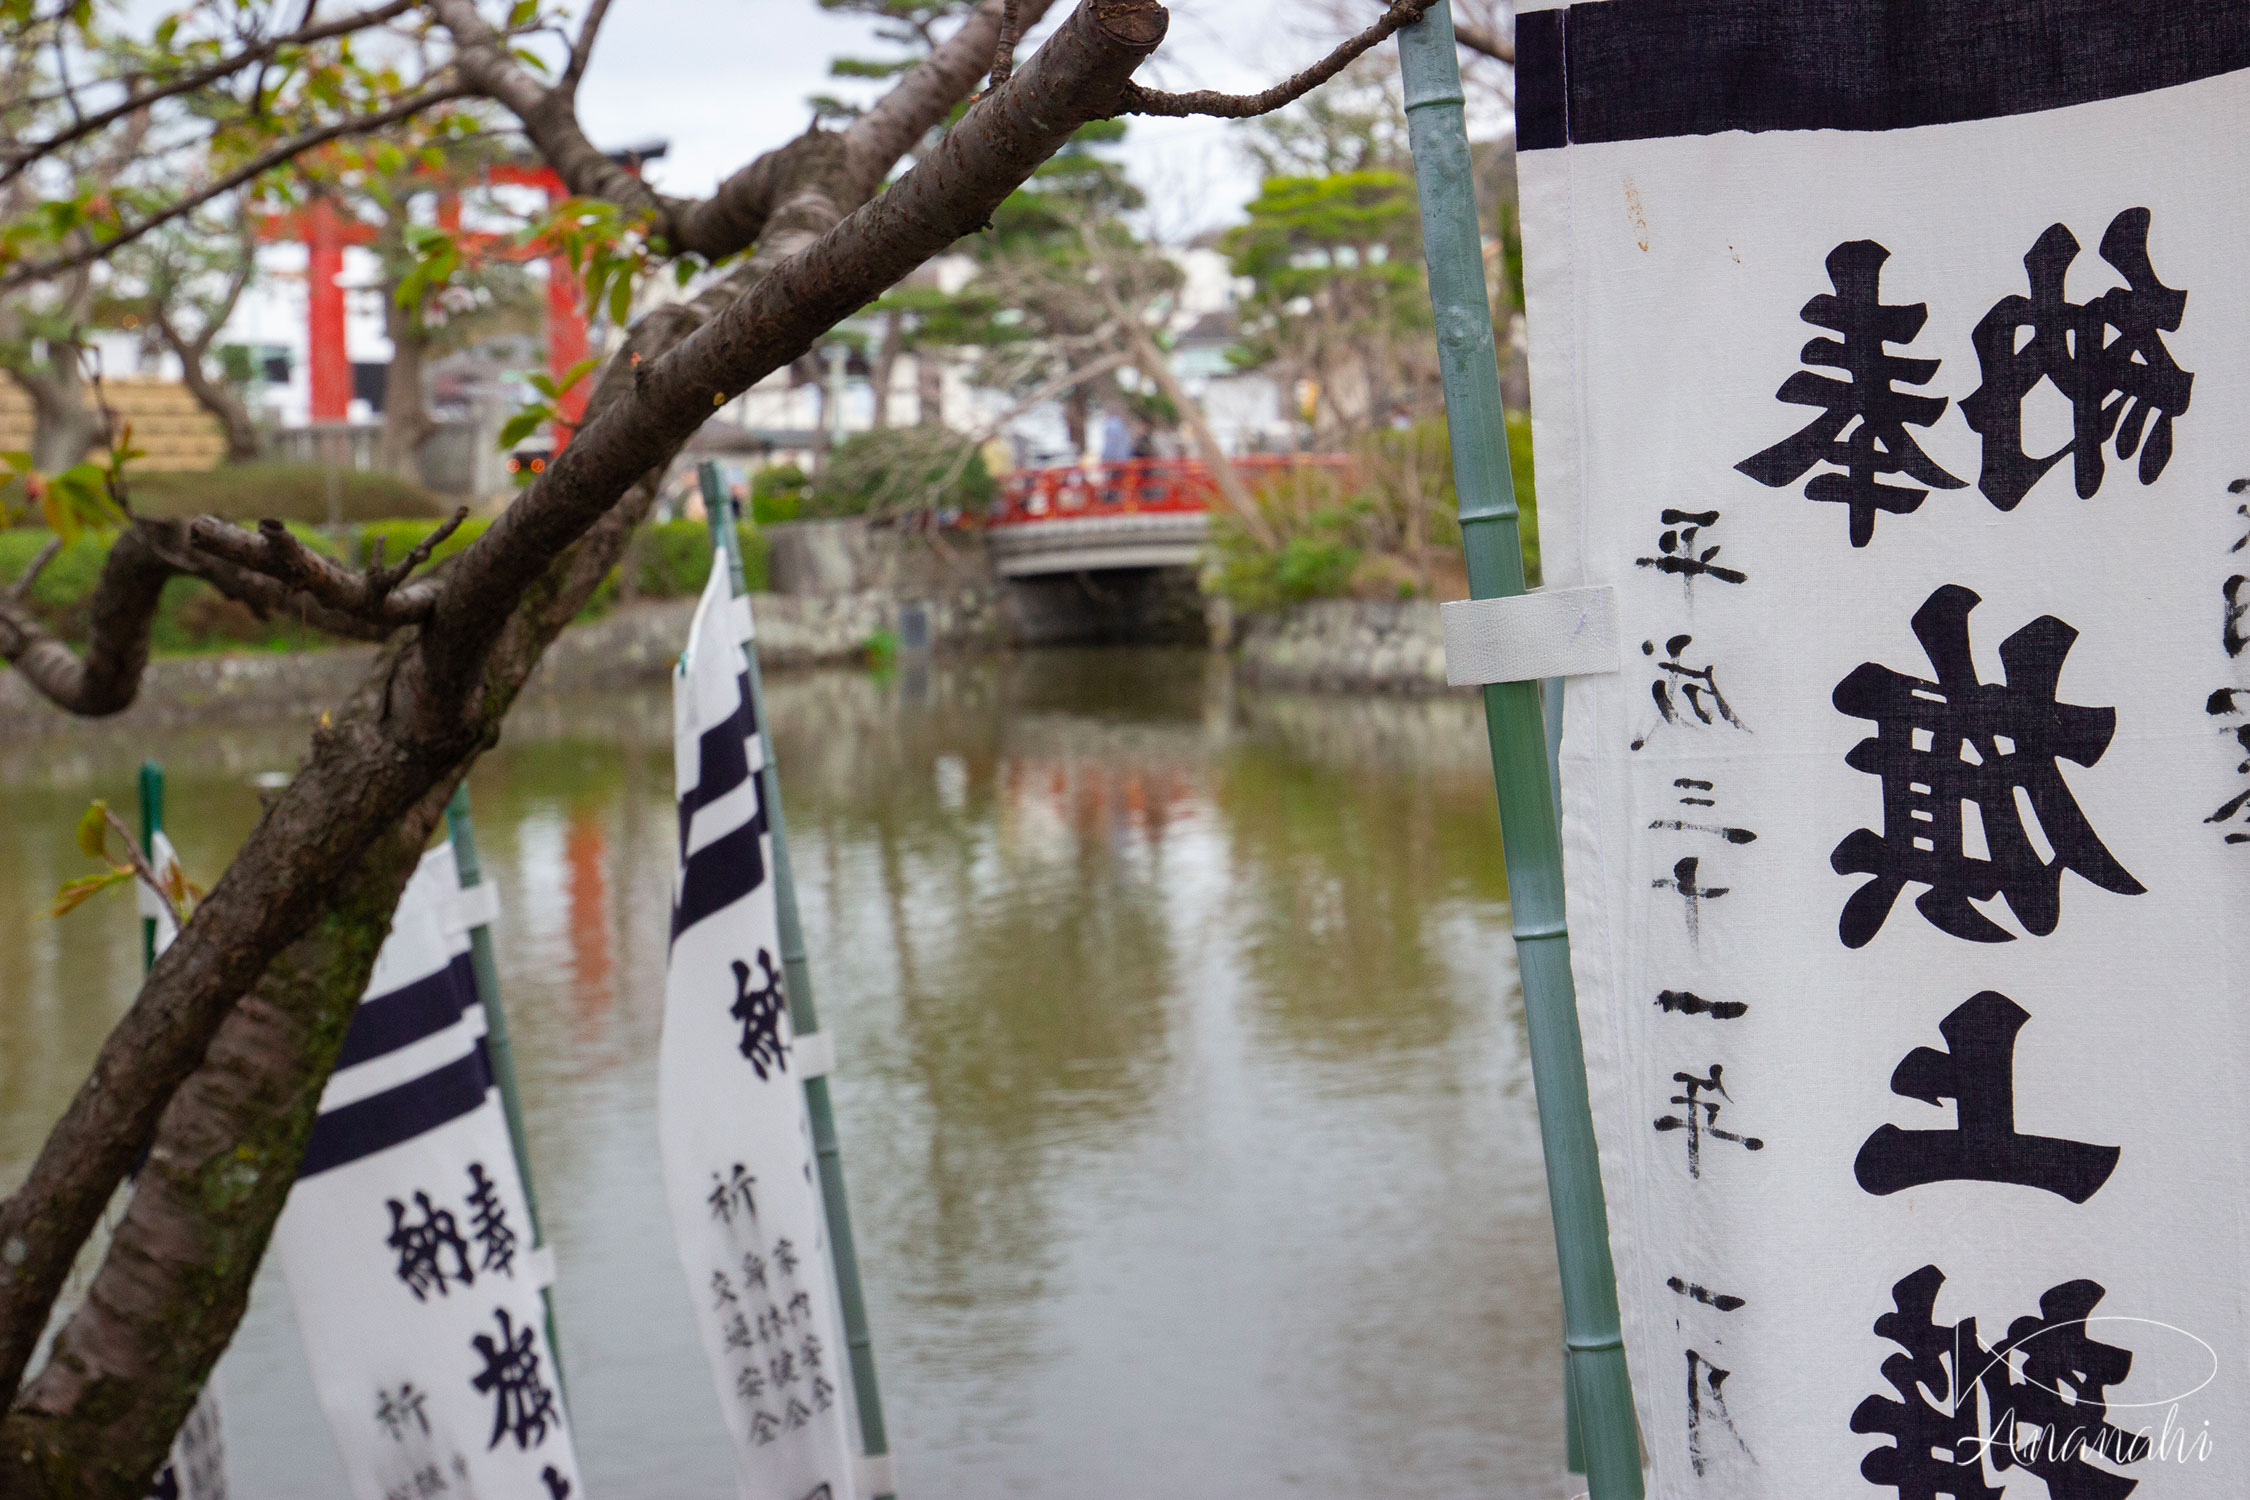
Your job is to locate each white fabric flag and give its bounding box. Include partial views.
[141,832,229,1500]
[1518,3,2250,1496]
[274,844,583,1500]
[662,560,857,1500]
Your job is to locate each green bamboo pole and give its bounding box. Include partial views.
[138,760,163,970]
[1396,8,1644,1497]
[444,784,567,1396]
[699,463,896,1497]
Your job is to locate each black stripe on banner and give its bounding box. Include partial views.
[1517,0,2250,151]
[297,1044,493,1178]
[670,669,768,942]
[333,952,477,1071]
[671,819,765,940]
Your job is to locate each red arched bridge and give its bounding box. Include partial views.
[986,456,1350,578]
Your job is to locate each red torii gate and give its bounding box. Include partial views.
[267,158,622,436]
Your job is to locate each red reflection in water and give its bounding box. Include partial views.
[566,805,614,1027]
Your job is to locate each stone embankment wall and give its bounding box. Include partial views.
[1233,599,1456,694]
[0,591,998,738]
[0,528,1462,737]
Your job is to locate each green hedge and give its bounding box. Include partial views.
[0,518,767,658]
[129,462,451,523]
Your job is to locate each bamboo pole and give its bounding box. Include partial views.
[138,760,163,971]
[700,462,896,1498]
[444,784,568,1395]
[1395,8,1644,1496]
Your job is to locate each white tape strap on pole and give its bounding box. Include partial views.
[855,1453,897,1497]
[1441,585,1621,686]
[135,877,170,922]
[443,882,501,936]
[793,1030,836,1081]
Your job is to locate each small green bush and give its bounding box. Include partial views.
[806,426,992,519]
[1206,409,1539,611]
[750,464,806,526]
[130,462,449,523]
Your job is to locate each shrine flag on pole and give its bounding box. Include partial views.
[1516,3,2250,1495]
[662,560,857,1499]
[273,844,583,1500]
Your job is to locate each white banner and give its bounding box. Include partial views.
[662,561,857,1500]
[1518,3,2250,1496]
[274,844,583,1500]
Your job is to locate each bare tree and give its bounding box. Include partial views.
[0,1,1445,1490]
[131,217,266,462]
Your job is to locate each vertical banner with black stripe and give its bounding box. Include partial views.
[661,561,857,1500]
[273,845,583,1500]
[1517,2,2249,1496]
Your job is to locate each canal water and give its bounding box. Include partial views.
[0,650,1573,1499]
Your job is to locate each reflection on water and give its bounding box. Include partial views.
[0,650,1569,1500]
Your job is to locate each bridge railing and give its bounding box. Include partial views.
[989,455,1352,526]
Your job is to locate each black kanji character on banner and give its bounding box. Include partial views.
[1654,1065,1764,1178]
[774,1238,800,1276]
[1962,208,2192,513]
[1855,991,2118,1203]
[1668,1277,1746,1313]
[739,1362,767,1401]
[1834,585,2141,946]
[742,1249,768,1289]
[709,1163,757,1225]
[1737,239,1965,547]
[541,1469,572,1500]
[730,950,789,1080]
[2225,576,2247,659]
[1653,857,1729,944]
[387,1191,475,1301]
[1686,1350,1754,1476]
[748,1409,781,1446]
[465,1162,516,1277]
[1855,1265,2147,1500]
[470,1307,559,1451]
[1632,637,1746,751]
[724,1311,756,1351]
[2208,689,2250,844]
[1636,509,1748,590]
[1656,989,1749,1021]
[377,1382,432,1440]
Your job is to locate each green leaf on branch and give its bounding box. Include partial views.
[498,407,552,448]
[50,868,133,918]
[74,800,111,860]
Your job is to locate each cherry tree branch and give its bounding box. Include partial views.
[562,0,617,92]
[1454,19,1513,65]
[1121,0,1433,117]
[990,0,1022,87]
[0,84,471,292]
[0,4,1171,1442]
[0,0,420,189]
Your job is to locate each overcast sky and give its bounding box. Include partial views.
[567,0,1370,244]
